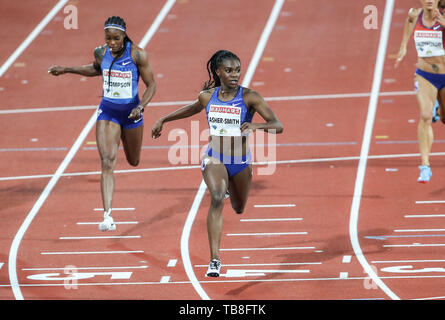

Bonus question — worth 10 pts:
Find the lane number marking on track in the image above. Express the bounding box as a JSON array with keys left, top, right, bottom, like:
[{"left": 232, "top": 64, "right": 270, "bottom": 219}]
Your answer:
[
  {"left": 381, "top": 265, "right": 445, "bottom": 274},
  {"left": 221, "top": 269, "right": 310, "bottom": 278},
  {"left": 27, "top": 271, "right": 133, "bottom": 281}
]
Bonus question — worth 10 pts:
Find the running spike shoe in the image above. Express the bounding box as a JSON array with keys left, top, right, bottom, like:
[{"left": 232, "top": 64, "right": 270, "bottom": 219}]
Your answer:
[
  {"left": 99, "top": 211, "right": 116, "bottom": 231},
  {"left": 206, "top": 259, "right": 221, "bottom": 277},
  {"left": 417, "top": 165, "right": 432, "bottom": 183},
  {"left": 433, "top": 101, "right": 440, "bottom": 123}
]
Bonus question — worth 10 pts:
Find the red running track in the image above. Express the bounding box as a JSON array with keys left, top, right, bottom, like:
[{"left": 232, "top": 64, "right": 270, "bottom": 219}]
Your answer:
[{"left": 1, "top": 0, "right": 445, "bottom": 302}]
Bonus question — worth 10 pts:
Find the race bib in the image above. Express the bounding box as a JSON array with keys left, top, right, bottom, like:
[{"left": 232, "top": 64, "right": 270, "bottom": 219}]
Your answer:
[
  {"left": 103, "top": 69, "right": 132, "bottom": 99},
  {"left": 414, "top": 30, "right": 445, "bottom": 57},
  {"left": 208, "top": 104, "right": 242, "bottom": 136}
]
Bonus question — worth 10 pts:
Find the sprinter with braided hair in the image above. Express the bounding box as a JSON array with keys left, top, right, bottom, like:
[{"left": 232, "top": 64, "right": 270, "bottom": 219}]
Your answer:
[
  {"left": 152, "top": 50, "right": 283, "bottom": 277},
  {"left": 49, "top": 16, "right": 156, "bottom": 231}
]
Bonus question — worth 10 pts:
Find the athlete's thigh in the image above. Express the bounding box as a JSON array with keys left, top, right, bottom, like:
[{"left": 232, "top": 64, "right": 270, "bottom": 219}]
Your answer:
[
  {"left": 202, "top": 157, "right": 229, "bottom": 196},
  {"left": 228, "top": 165, "right": 253, "bottom": 210},
  {"left": 416, "top": 74, "right": 438, "bottom": 114},
  {"left": 121, "top": 124, "right": 144, "bottom": 165},
  {"left": 96, "top": 120, "right": 122, "bottom": 159}
]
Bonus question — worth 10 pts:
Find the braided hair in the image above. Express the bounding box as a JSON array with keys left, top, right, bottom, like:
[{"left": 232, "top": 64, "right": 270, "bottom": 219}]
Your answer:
[
  {"left": 202, "top": 50, "right": 240, "bottom": 90},
  {"left": 104, "top": 16, "right": 133, "bottom": 91}
]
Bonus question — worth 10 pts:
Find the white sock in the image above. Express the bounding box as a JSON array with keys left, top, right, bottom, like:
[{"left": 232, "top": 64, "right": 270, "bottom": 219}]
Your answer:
[{"left": 104, "top": 208, "right": 112, "bottom": 218}]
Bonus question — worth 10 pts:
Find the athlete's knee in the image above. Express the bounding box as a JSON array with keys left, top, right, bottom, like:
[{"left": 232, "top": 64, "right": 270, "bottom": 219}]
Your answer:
[
  {"left": 101, "top": 155, "right": 117, "bottom": 171},
  {"left": 420, "top": 109, "right": 433, "bottom": 123},
  {"left": 127, "top": 157, "right": 140, "bottom": 167},
  {"left": 233, "top": 206, "right": 244, "bottom": 214},
  {"left": 124, "top": 151, "right": 140, "bottom": 167},
  {"left": 232, "top": 202, "right": 246, "bottom": 214},
  {"left": 209, "top": 191, "right": 225, "bottom": 208}
]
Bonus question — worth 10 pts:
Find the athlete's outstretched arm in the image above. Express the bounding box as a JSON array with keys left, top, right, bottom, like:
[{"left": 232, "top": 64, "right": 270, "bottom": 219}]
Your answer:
[
  {"left": 48, "top": 46, "right": 104, "bottom": 77},
  {"left": 241, "top": 89, "right": 283, "bottom": 134},
  {"left": 395, "top": 8, "right": 419, "bottom": 68},
  {"left": 151, "top": 92, "right": 209, "bottom": 138}
]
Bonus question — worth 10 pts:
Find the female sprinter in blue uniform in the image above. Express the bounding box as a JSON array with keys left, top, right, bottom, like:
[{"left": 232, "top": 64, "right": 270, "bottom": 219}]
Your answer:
[
  {"left": 49, "top": 16, "right": 156, "bottom": 230},
  {"left": 151, "top": 50, "right": 283, "bottom": 277},
  {"left": 395, "top": 0, "right": 445, "bottom": 182}
]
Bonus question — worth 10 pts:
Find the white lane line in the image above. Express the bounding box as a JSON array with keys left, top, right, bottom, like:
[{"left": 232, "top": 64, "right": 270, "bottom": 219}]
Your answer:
[
  {"left": 76, "top": 221, "right": 138, "bottom": 225},
  {"left": 194, "top": 262, "right": 321, "bottom": 267},
  {"left": 348, "top": 0, "right": 399, "bottom": 301},
  {"left": 371, "top": 259, "right": 445, "bottom": 264},
  {"left": 22, "top": 266, "right": 148, "bottom": 271},
  {"left": 93, "top": 208, "right": 135, "bottom": 211},
  {"left": 59, "top": 236, "right": 141, "bottom": 240},
  {"left": 240, "top": 218, "right": 303, "bottom": 222},
  {"left": 226, "top": 232, "right": 307, "bottom": 236},
  {"left": 0, "top": 105, "right": 99, "bottom": 114},
  {"left": 5, "top": 151, "right": 445, "bottom": 182},
  {"left": 394, "top": 229, "right": 445, "bottom": 232},
  {"left": 342, "top": 255, "right": 352, "bottom": 263},
  {"left": 383, "top": 243, "right": 445, "bottom": 248},
  {"left": 339, "top": 272, "right": 349, "bottom": 279},
  {"left": 8, "top": 111, "right": 97, "bottom": 301},
  {"left": 265, "top": 90, "right": 415, "bottom": 102},
  {"left": 254, "top": 204, "right": 296, "bottom": 208},
  {"left": 180, "top": 181, "right": 209, "bottom": 299},
  {"left": 241, "top": 1, "right": 284, "bottom": 86},
  {"left": 415, "top": 200, "right": 445, "bottom": 204},
  {"left": 4, "top": 273, "right": 445, "bottom": 288},
  {"left": 222, "top": 269, "right": 310, "bottom": 277},
  {"left": 0, "top": 90, "right": 417, "bottom": 115},
  {"left": 404, "top": 214, "right": 445, "bottom": 218},
  {"left": 138, "top": 0, "right": 176, "bottom": 48},
  {"left": 0, "top": 165, "right": 200, "bottom": 182},
  {"left": 0, "top": 0, "right": 69, "bottom": 77},
  {"left": 413, "top": 296, "right": 445, "bottom": 301},
  {"left": 41, "top": 250, "right": 144, "bottom": 255},
  {"left": 220, "top": 246, "right": 315, "bottom": 251},
  {"left": 180, "top": 0, "right": 285, "bottom": 301},
  {"left": 8, "top": 0, "right": 175, "bottom": 301}
]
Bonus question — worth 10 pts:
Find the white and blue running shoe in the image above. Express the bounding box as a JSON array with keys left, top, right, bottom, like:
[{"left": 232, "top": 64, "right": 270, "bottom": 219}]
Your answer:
[
  {"left": 418, "top": 165, "right": 432, "bottom": 183},
  {"left": 433, "top": 101, "right": 440, "bottom": 123},
  {"left": 99, "top": 210, "right": 116, "bottom": 231},
  {"left": 206, "top": 259, "right": 221, "bottom": 277}
]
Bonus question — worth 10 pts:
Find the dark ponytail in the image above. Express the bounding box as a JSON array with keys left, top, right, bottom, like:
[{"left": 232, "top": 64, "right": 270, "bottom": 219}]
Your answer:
[
  {"left": 202, "top": 50, "right": 240, "bottom": 90},
  {"left": 104, "top": 16, "right": 133, "bottom": 91}
]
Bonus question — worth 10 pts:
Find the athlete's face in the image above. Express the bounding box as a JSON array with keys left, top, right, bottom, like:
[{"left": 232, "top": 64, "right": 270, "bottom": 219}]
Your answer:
[
  {"left": 105, "top": 28, "right": 125, "bottom": 54},
  {"left": 420, "top": 0, "right": 439, "bottom": 9},
  {"left": 216, "top": 58, "right": 241, "bottom": 89}
]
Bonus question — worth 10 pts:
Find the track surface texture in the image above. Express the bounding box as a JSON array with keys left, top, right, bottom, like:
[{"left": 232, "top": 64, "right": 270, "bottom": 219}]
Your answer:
[{"left": 1, "top": 0, "right": 445, "bottom": 303}]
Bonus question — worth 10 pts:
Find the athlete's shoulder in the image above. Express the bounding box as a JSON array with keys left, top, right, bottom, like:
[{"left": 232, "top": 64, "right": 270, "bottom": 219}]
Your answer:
[
  {"left": 242, "top": 87, "right": 266, "bottom": 109},
  {"left": 242, "top": 87, "right": 262, "bottom": 100},
  {"left": 94, "top": 45, "right": 107, "bottom": 63},
  {"left": 198, "top": 88, "right": 216, "bottom": 106},
  {"left": 199, "top": 87, "right": 216, "bottom": 97},
  {"left": 408, "top": 8, "right": 421, "bottom": 21},
  {"left": 94, "top": 45, "right": 107, "bottom": 55},
  {"left": 130, "top": 43, "right": 148, "bottom": 66}
]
